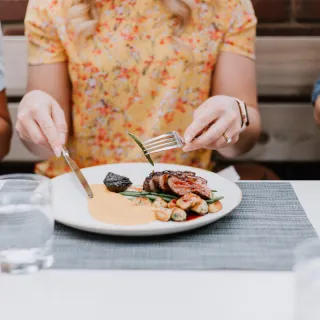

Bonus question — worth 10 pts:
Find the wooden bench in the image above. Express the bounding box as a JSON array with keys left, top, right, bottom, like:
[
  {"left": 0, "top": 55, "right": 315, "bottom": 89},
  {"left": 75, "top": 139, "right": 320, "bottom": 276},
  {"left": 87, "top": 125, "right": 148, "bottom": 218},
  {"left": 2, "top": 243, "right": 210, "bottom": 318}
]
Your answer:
[{"left": 3, "top": 36, "right": 320, "bottom": 162}]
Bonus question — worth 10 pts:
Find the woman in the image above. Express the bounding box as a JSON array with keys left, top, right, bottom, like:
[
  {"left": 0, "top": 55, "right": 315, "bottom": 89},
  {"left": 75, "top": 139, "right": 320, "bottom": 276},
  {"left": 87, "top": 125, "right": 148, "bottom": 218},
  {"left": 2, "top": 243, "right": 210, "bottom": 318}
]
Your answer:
[
  {"left": 313, "top": 76, "right": 320, "bottom": 124},
  {"left": 17, "top": 0, "right": 261, "bottom": 178},
  {"left": 0, "top": 23, "right": 12, "bottom": 160}
]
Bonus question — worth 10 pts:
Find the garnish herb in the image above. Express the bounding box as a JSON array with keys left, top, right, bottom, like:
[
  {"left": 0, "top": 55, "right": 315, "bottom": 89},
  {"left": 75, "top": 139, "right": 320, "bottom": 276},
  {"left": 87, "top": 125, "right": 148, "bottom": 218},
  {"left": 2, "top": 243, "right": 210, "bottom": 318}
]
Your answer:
[
  {"left": 127, "top": 132, "right": 154, "bottom": 166},
  {"left": 120, "top": 190, "right": 224, "bottom": 204}
]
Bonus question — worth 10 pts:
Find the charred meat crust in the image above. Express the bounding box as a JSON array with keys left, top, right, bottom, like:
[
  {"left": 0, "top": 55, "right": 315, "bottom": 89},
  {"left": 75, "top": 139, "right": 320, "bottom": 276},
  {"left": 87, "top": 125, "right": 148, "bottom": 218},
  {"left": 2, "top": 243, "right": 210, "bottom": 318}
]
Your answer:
[
  {"left": 143, "top": 176, "right": 152, "bottom": 192},
  {"left": 159, "top": 174, "right": 171, "bottom": 193},
  {"left": 104, "top": 172, "right": 132, "bottom": 192},
  {"left": 143, "top": 171, "right": 211, "bottom": 199},
  {"left": 167, "top": 176, "right": 211, "bottom": 199},
  {"left": 149, "top": 172, "right": 162, "bottom": 192}
]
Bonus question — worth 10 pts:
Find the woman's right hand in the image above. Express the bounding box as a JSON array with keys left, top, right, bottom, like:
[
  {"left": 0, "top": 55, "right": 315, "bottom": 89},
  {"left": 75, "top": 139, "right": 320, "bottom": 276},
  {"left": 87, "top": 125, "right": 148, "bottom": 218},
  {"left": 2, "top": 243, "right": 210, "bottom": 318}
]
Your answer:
[{"left": 16, "top": 90, "right": 68, "bottom": 157}]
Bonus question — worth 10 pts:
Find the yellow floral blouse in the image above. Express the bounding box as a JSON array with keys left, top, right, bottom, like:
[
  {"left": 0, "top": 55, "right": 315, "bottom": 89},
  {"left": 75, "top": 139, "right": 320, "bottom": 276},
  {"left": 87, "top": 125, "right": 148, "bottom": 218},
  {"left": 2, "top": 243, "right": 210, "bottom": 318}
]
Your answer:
[{"left": 25, "top": 0, "right": 257, "bottom": 178}]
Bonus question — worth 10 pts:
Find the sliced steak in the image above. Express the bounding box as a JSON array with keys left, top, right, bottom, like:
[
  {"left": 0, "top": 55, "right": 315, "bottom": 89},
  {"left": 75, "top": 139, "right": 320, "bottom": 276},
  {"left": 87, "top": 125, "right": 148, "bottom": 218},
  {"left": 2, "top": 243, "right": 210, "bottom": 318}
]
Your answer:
[
  {"left": 167, "top": 176, "right": 194, "bottom": 196},
  {"left": 143, "top": 175, "right": 153, "bottom": 192},
  {"left": 191, "top": 184, "right": 212, "bottom": 200},
  {"left": 167, "top": 175, "right": 212, "bottom": 199},
  {"left": 187, "top": 176, "right": 208, "bottom": 186},
  {"left": 158, "top": 171, "right": 196, "bottom": 193},
  {"left": 159, "top": 173, "right": 172, "bottom": 193},
  {"left": 149, "top": 172, "right": 162, "bottom": 192},
  {"left": 151, "top": 174, "right": 161, "bottom": 191},
  {"left": 143, "top": 172, "right": 158, "bottom": 192},
  {"left": 144, "top": 170, "right": 211, "bottom": 199},
  {"left": 143, "top": 172, "right": 166, "bottom": 192},
  {"left": 177, "top": 171, "right": 196, "bottom": 177}
]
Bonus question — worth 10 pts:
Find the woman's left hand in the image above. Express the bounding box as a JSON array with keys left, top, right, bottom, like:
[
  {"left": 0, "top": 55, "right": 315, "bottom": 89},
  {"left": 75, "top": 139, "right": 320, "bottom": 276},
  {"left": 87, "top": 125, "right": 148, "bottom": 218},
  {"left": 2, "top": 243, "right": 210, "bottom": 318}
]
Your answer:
[{"left": 183, "top": 95, "right": 243, "bottom": 152}]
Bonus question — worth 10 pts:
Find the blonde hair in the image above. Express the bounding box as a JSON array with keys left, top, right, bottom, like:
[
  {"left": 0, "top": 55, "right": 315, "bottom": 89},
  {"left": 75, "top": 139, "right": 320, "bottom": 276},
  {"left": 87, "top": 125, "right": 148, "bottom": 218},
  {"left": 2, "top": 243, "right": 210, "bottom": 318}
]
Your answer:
[{"left": 66, "top": 0, "right": 192, "bottom": 43}]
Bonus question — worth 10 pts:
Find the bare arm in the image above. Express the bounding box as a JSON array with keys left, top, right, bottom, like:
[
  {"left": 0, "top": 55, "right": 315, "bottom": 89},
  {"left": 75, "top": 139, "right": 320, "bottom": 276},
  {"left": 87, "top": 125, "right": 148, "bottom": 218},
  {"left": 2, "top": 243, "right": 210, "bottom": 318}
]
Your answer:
[
  {"left": 212, "top": 51, "right": 261, "bottom": 158},
  {"left": 183, "top": 52, "right": 261, "bottom": 157},
  {"left": 18, "top": 62, "right": 71, "bottom": 158},
  {"left": 0, "top": 89, "right": 12, "bottom": 159}
]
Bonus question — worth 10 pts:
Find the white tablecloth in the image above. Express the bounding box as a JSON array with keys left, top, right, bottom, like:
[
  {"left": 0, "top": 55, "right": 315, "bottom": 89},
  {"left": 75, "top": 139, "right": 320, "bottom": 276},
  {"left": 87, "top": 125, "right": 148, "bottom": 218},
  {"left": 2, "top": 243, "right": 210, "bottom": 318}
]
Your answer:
[{"left": 1, "top": 181, "right": 319, "bottom": 320}]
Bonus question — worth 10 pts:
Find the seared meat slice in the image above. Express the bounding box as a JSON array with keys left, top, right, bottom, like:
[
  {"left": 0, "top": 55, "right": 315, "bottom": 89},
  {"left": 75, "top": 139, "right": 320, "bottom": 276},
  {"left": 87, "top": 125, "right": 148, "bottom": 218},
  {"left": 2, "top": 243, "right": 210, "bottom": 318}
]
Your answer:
[
  {"left": 143, "top": 170, "right": 211, "bottom": 199},
  {"left": 143, "top": 175, "right": 153, "bottom": 192},
  {"left": 167, "top": 175, "right": 212, "bottom": 199},
  {"left": 160, "top": 171, "right": 196, "bottom": 192},
  {"left": 143, "top": 171, "right": 162, "bottom": 192},
  {"left": 159, "top": 173, "right": 172, "bottom": 193},
  {"left": 150, "top": 174, "right": 161, "bottom": 192},
  {"left": 191, "top": 184, "right": 212, "bottom": 200},
  {"left": 195, "top": 176, "right": 207, "bottom": 185},
  {"left": 187, "top": 176, "right": 208, "bottom": 187},
  {"left": 143, "top": 171, "right": 159, "bottom": 192},
  {"left": 176, "top": 171, "right": 196, "bottom": 178},
  {"left": 167, "top": 176, "right": 194, "bottom": 196},
  {"left": 149, "top": 172, "right": 162, "bottom": 192}
]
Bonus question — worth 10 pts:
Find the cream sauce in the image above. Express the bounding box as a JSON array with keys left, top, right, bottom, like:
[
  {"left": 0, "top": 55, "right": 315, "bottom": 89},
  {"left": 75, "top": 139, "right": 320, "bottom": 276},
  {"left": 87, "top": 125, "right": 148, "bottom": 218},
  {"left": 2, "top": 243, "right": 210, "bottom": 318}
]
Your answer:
[{"left": 88, "top": 184, "right": 156, "bottom": 226}]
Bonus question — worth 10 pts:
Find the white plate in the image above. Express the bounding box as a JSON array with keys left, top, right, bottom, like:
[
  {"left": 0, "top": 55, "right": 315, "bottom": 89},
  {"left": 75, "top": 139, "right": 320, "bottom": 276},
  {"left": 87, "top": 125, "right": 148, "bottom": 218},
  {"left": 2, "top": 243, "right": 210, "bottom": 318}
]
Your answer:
[{"left": 52, "top": 163, "right": 242, "bottom": 236}]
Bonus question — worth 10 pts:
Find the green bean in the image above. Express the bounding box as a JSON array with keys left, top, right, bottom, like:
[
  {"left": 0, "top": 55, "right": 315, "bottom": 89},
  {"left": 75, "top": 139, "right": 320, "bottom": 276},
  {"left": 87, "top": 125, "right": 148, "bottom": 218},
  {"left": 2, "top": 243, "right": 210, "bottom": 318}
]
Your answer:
[
  {"left": 120, "top": 191, "right": 149, "bottom": 196},
  {"left": 150, "top": 193, "right": 177, "bottom": 199},
  {"left": 206, "top": 196, "right": 224, "bottom": 204},
  {"left": 127, "top": 133, "right": 154, "bottom": 166},
  {"left": 120, "top": 190, "right": 177, "bottom": 199},
  {"left": 120, "top": 192, "right": 173, "bottom": 203}
]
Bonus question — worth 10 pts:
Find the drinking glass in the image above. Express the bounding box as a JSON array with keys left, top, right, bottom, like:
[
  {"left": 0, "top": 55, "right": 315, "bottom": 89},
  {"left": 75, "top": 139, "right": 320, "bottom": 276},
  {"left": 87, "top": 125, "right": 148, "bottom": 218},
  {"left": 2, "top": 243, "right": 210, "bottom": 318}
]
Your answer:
[
  {"left": 294, "top": 238, "right": 320, "bottom": 320},
  {"left": 0, "top": 174, "right": 54, "bottom": 274}
]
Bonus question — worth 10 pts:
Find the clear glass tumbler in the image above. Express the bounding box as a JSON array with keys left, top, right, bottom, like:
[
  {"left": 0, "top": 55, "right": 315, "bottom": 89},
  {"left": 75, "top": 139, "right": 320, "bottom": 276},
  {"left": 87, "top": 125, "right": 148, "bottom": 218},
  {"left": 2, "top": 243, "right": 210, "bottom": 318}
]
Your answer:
[
  {"left": 0, "top": 174, "right": 54, "bottom": 274},
  {"left": 294, "top": 238, "right": 320, "bottom": 320}
]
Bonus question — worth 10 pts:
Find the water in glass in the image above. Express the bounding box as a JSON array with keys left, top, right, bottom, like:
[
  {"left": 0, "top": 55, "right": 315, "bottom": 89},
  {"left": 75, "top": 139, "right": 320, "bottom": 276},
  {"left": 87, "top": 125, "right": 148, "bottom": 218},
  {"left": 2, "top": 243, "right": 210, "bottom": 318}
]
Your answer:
[{"left": 0, "top": 174, "right": 54, "bottom": 274}]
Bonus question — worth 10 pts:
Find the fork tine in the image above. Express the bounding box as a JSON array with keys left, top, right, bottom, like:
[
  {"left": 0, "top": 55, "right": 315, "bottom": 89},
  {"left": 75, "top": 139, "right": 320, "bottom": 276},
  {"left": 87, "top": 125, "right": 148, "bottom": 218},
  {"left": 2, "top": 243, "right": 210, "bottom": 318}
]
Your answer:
[
  {"left": 143, "top": 132, "right": 174, "bottom": 145},
  {"left": 144, "top": 137, "right": 176, "bottom": 148},
  {"left": 145, "top": 144, "right": 179, "bottom": 155},
  {"left": 144, "top": 140, "right": 178, "bottom": 153},
  {"left": 172, "top": 131, "right": 184, "bottom": 144}
]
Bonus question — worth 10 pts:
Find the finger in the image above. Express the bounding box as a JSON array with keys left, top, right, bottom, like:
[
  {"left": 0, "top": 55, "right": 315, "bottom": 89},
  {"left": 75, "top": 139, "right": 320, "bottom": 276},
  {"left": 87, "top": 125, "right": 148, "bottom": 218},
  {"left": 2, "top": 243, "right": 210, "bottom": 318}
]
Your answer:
[
  {"left": 205, "top": 120, "right": 241, "bottom": 150},
  {"left": 51, "top": 102, "right": 68, "bottom": 145},
  {"left": 15, "top": 122, "right": 32, "bottom": 142},
  {"left": 205, "top": 110, "right": 242, "bottom": 149},
  {"left": 19, "top": 118, "right": 52, "bottom": 151},
  {"left": 16, "top": 114, "right": 39, "bottom": 142},
  {"left": 207, "top": 133, "right": 239, "bottom": 150},
  {"left": 183, "top": 116, "right": 231, "bottom": 152},
  {"left": 34, "top": 110, "right": 62, "bottom": 157},
  {"left": 184, "top": 110, "right": 220, "bottom": 144}
]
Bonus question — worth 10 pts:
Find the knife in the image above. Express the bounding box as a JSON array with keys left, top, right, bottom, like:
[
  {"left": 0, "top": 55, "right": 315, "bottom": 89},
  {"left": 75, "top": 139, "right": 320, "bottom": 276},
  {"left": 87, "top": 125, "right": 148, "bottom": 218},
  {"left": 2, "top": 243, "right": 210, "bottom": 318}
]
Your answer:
[{"left": 61, "top": 146, "right": 94, "bottom": 198}]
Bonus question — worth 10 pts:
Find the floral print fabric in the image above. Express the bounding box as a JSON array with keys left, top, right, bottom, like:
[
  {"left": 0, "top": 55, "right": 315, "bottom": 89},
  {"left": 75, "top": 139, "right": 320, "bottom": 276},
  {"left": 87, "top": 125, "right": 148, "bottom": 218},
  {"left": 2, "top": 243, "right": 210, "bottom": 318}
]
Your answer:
[
  {"left": 0, "top": 23, "right": 5, "bottom": 91},
  {"left": 25, "top": 0, "right": 257, "bottom": 178}
]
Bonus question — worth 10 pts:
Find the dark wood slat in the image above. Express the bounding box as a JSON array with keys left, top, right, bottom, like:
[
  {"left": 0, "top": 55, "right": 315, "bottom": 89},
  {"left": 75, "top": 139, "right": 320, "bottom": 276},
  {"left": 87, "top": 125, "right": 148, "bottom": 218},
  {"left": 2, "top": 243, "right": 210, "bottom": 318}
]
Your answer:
[{"left": 0, "top": 0, "right": 28, "bottom": 21}]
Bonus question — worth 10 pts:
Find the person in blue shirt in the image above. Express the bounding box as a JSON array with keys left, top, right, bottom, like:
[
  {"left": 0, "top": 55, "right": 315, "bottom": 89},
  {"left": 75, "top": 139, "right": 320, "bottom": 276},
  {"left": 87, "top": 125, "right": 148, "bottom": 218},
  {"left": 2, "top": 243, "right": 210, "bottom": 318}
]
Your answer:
[
  {"left": 0, "top": 23, "right": 12, "bottom": 160},
  {"left": 313, "top": 77, "right": 320, "bottom": 124}
]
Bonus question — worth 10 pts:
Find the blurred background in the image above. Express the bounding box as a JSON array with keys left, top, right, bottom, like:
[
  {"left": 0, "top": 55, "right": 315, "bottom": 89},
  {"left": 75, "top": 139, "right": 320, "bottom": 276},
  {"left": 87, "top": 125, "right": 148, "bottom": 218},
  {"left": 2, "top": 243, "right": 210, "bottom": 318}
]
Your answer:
[{"left": 0, "top": 0, "right": 320, "bottom": 179}]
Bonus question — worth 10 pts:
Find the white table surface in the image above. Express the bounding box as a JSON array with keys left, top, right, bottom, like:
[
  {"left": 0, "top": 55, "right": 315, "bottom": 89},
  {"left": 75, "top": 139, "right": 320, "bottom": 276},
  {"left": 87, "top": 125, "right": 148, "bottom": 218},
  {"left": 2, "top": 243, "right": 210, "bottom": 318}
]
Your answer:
[{"left": 0, "top": 181, "right": 319, "bottom": 320}]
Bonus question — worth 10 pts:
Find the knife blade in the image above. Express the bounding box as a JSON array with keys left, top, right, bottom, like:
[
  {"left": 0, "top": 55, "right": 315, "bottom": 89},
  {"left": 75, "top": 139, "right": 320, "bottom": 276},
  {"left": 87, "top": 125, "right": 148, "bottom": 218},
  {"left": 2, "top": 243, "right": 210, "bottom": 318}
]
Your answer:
[{"left": 61, "top": 146, "right": 94, "bottom": 198}]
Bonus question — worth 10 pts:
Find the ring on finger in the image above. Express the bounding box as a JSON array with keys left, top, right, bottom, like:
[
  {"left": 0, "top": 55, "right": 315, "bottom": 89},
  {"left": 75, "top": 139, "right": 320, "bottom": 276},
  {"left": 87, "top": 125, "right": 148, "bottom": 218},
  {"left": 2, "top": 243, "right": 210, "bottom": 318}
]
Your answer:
[{"left": 222, "top": 133, "right": 232, "bottom": 144}]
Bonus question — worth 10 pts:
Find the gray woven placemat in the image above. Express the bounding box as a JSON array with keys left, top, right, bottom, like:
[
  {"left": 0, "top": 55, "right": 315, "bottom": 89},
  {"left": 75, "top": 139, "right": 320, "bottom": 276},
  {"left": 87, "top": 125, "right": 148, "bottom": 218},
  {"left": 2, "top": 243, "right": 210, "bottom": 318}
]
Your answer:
[{"left": 51, "top": 182, "right": 317, "bottom": 271}]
